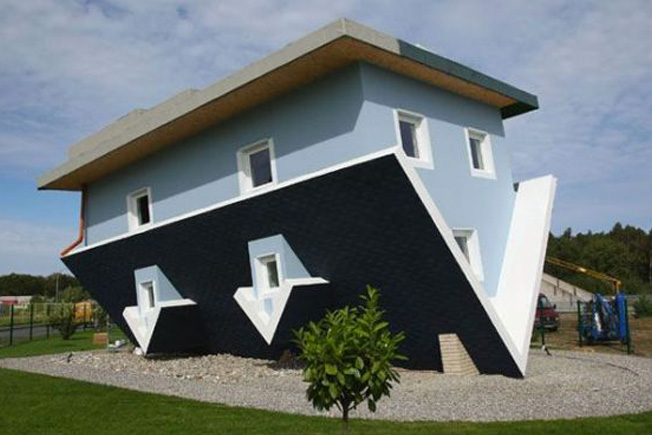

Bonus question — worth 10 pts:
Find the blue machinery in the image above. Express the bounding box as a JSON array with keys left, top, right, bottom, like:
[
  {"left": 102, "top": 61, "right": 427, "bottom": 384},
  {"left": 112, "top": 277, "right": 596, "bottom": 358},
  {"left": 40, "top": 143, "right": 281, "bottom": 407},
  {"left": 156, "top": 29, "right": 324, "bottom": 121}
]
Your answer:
[
  {"left": 545, "top": 257, "right": 632, "bottom": 354},
  {"left": 577, "top": 292, "right": 632, "bottom": 354}
]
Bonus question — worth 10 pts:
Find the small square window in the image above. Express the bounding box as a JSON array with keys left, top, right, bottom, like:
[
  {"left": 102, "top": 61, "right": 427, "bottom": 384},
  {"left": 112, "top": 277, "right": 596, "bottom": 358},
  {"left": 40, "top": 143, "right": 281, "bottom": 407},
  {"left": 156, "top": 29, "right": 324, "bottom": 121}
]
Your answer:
[
  {"left": 395, "top": 110, "right": 433, "bottom": 168},
  {"left": 127, "top": 188, "right": 153, "bottom": 231},
  {"left": 257, "top": 254, "right": 281, "bottom": 290},
  {"left": 452, "top": 229, "right": 484, "bottom": 281},
  {"left": 140, "top": 281, "right": 156, "bottom": 310},
  {"left": 466, "top": 129, "right": 495, "bottom": 178},
  {"left": 238, "top": 140, "right": 277, "bottom": 193}
]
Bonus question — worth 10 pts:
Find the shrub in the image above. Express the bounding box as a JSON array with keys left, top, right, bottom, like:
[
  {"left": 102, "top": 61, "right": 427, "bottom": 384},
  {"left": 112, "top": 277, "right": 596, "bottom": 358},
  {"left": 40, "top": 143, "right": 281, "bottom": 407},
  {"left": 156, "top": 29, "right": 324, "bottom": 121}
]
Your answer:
[
  {"left": 92, "top": 304, "right": 108, "bottom": 330},
  {"left": 48, "top": 305, "right": 79, "bottom": 340},
  {"left": 633, "top": 295, "right": 652, "bottom": 318},
  {"left": 294, "top": 286, "right": 406, "bottom": 423},
  {"left": 59, "top": 286, "right": 90, "bottom": 303}
]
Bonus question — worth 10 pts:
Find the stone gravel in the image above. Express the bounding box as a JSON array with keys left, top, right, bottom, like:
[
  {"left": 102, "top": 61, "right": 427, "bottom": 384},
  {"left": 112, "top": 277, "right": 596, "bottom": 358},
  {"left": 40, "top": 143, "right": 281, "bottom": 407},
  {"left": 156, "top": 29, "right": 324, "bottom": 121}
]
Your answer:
[{"left": 2, "top": 348, "right": 652, "bottom": 422}]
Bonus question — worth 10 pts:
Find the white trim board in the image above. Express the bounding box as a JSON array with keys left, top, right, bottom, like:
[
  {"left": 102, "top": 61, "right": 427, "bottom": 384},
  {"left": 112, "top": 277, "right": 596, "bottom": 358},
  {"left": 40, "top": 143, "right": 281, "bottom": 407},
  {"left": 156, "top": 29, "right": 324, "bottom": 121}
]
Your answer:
[
  {"left": 392, "top": 108, "right": 434, "bottom": 170},
  {"left": 236, "top": 138, "right": 279, "bottom": 195},
  {"left": 490, "top": 175, "right": 557, "bottom": 374},
  {"left": 464, "top": 127, "right": 496, "bottom": 180},
  {"left": 126, "top": 186, "right": 154, "bottom": 232}
]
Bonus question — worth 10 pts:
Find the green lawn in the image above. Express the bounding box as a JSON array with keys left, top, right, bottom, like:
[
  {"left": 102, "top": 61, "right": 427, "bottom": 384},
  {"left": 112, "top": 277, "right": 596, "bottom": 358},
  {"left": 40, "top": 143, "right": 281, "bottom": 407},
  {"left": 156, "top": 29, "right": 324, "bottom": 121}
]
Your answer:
[
  {"left": 0, "top": 331, "right": 104, "bottom": 359},
  {"left": 0, "top": 367, "right": 650, "bottom": 435},
  {"left": 1, "top": 335, "right": 651, "bottom": 434}
]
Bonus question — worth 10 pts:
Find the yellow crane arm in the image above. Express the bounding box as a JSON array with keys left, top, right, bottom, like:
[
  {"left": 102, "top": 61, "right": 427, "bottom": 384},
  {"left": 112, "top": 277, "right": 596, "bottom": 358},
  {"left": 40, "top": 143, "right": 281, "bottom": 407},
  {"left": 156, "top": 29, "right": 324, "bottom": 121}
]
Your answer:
[{"left": 545, "top": 256, "right": 622, "bottom": 293}]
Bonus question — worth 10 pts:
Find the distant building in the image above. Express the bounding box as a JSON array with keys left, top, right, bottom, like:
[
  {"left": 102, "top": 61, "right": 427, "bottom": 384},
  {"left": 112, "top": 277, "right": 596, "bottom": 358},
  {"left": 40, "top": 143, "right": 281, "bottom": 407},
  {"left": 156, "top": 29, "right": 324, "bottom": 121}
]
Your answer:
[
  {"left": 540, "top": 273, "right": 593, "bottom": 312},
  {"left": 38, "top": 19, "right": 555, "bottom": 378},
  {"left": 0, "top": 296, "right": 33, "bottom": 307}
]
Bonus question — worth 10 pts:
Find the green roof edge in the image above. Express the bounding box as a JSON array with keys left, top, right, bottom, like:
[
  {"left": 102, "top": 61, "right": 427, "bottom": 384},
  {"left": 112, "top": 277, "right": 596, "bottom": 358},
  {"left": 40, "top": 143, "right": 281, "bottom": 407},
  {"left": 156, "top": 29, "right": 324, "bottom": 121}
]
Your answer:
[{"left": 397, "top": 40, "right": 539, "bottom": 119}]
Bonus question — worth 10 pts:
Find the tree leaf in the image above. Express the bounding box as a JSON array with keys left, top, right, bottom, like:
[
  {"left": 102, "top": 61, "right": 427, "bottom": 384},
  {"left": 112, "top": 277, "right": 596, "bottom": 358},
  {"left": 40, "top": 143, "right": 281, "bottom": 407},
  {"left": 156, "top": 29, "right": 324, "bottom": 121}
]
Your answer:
[
  {"left": 328, "top": 383, "right": 339, "bottom": 399},
  {"left": 325, "top": 364, "right": 337, "bottom": 375}
]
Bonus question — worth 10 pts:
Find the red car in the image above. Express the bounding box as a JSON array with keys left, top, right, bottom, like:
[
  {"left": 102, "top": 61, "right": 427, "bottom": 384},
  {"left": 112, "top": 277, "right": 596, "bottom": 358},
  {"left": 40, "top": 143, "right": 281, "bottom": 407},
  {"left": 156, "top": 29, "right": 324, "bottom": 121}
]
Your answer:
[{"left": 534, "top": 294, "right": 560, "bottom": 331}]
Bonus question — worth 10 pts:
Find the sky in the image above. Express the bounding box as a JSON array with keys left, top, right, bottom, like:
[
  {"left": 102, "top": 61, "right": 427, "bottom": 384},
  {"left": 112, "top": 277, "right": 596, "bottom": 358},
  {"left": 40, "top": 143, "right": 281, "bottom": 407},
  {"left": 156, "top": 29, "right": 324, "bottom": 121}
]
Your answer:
[{"left": 1, "top": 0, "right": 651, "bottom": 275}]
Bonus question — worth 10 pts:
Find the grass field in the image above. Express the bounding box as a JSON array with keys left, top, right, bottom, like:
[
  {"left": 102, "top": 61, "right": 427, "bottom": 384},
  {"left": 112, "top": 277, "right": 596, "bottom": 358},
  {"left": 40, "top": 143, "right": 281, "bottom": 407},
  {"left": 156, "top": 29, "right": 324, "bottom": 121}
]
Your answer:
[
  {"left": 1, "top": 367, "right": 651, "bottom": 435},
  {"left": 1, "top": 322, "right": 651, "bottom": 433},
  {"left": 0, "top": 331, "right": 104, "bottom": 359}
]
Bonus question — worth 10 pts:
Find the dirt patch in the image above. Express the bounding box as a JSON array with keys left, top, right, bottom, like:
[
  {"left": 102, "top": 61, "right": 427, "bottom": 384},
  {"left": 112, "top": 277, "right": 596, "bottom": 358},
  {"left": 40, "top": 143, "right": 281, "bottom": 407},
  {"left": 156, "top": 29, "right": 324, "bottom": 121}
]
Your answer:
[{"left": 531, "top": 313, "right": 652, "bottom": 356}]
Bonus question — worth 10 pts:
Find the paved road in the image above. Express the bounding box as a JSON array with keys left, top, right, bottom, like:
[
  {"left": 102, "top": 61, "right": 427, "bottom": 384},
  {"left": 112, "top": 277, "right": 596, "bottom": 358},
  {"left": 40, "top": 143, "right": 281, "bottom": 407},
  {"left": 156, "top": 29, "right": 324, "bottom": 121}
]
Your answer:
[{"left": 0, "top": 324, "right": 59, "bottom": 345}]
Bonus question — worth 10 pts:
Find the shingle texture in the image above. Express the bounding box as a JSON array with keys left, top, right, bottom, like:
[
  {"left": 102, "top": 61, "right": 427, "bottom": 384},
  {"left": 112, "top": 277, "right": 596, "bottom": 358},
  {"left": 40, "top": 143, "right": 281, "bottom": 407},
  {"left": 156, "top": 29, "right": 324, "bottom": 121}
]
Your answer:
[{"left": 64, "top": 155, "right": 521, "bottom": 377}]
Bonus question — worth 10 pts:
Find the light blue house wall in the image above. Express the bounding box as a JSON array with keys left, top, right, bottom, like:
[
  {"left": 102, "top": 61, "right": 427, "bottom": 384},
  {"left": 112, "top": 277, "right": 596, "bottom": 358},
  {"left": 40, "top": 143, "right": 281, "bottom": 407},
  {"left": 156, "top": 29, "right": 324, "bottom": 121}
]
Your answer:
[
  {"left": 133, "top": 265, "right": 183, "bottom": 315},
  {"left": 86, "top": 64, "right": 390, "bottom": 244},
  {"left": 85, "top": 62, "right": 516, "bottom": 296},
  {"left": 357, "top": 64, "right": 515, "bottom": 297},
  {"left": 247, "top": 234, "right": 312, "bottom": 299}
]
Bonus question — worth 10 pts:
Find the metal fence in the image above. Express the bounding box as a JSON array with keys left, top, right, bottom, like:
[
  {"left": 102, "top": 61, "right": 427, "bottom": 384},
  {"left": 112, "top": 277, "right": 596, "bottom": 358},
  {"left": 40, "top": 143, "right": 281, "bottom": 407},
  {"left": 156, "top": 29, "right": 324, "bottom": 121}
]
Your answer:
[
  {"left": 531, "top": 307, "right": 640, "bottom": 357},
  {"left": 0, "top": 302, "right": 101, "bottom": 347}
]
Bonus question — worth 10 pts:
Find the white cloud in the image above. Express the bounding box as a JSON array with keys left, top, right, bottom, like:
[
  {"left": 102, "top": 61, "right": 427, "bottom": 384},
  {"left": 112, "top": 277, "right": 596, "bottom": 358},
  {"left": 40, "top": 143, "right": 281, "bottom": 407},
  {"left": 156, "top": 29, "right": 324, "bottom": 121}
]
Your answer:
[
  {"left": 0, "top": 0, "right": 651, "bottom": 276},
  {"left": 0, "top": 1, "right": 358, "bottom": 175}
]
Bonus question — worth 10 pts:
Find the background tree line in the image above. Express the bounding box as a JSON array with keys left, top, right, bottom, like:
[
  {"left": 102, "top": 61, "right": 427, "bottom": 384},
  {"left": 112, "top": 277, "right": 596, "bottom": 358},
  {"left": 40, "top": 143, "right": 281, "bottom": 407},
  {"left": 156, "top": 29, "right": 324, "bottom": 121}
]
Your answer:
[
  {"left": 0, "top": 273, "right": 90, "bottom": 301},
  {"left": 546, "top": 222, "right": 652, "bottom": 294}
]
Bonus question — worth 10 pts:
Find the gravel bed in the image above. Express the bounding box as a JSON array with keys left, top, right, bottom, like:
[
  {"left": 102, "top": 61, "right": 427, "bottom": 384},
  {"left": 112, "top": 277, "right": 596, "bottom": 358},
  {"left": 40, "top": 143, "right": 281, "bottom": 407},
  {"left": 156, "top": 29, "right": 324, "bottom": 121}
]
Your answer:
[{"left": 2, "top": 349, "right": 652, "bottom": 422}]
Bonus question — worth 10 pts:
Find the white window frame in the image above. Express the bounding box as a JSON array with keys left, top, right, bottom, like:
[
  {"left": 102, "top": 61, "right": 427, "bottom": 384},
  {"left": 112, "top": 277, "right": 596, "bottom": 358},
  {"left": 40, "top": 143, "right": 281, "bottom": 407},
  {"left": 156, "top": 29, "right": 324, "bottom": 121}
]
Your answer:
[
  {"left": 255, "top": 253, "right": 283, "bottom": 294},
  {"left": 452, "top": 228, "right": 485, "bottom": 282},
  {"left": 127, "top": 187, "right": 153, "bottom": 231},
  {"left": 138, "top": 280, "right": 157, "bottom": 312},
  {"left": 393, "top": 109, "right": 434, "bottom": 169},
  {"left": 237, "top": 138, "right": 278, "bottom": 194},
  {"left": 464, "top": 128, "right": 495, "bottom": 179}
]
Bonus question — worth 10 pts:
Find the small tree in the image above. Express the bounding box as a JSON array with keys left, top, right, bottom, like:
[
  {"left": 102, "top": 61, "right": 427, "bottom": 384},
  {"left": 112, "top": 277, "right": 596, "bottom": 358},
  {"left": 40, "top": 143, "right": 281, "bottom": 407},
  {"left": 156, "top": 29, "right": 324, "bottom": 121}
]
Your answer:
[
  {"left": 294, "top": 286, "right": 406, "bottom": 423},
  {"left": 48, "top": 304, "right": 78, "bottom": 340}
]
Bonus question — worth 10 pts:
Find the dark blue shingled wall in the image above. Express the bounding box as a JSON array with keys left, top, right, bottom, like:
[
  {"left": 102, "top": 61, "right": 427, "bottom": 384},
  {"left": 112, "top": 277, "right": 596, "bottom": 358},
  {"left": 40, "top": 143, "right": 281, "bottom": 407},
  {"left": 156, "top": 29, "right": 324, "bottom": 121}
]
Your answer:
[{"left": 63, "top": 154, "right": 521, "bottom": 377}]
